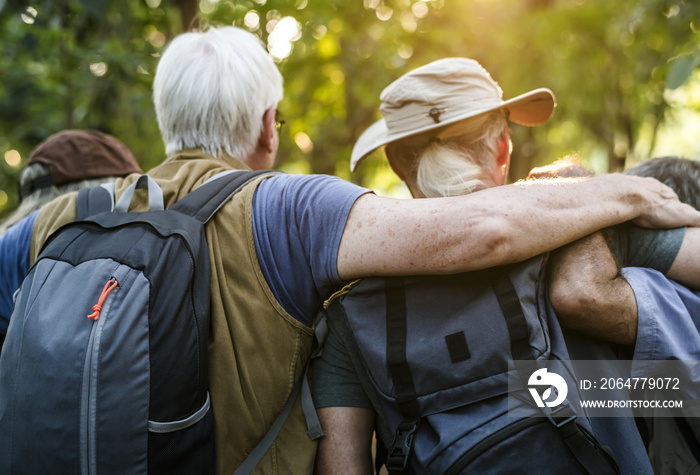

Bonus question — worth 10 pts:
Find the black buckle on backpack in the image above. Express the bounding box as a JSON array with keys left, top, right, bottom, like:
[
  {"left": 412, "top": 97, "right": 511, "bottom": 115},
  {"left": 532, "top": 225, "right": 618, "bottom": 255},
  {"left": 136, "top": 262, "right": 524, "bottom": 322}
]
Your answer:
[
  {"left": 545, "top": 403, "right": 577, "bottom": 428},
  {"left": 386, "top": 421, "right": 420, "bottom": 472}
]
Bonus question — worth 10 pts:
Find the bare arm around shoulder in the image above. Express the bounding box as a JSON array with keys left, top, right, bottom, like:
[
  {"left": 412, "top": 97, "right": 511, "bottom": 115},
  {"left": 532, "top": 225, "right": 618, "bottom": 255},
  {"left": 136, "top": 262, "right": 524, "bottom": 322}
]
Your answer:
[
  {"left": 548, "top": 226, "right": 700, "bottom": 346},
  {"left": 314, "top": 407, "right": 375, "bottom": 475},
  {"left": 337, "top": 174, "right": 700, "bottom": 280},
  {"left": 548, "top": 232, "right": 638, "bottom": 345}
]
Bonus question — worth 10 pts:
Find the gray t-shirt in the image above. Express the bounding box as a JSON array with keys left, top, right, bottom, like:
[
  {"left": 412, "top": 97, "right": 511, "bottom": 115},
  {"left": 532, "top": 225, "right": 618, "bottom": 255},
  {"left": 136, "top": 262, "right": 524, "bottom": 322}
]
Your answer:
[{"left": 605, "top": 223, "right": 686, "bottom": 273}]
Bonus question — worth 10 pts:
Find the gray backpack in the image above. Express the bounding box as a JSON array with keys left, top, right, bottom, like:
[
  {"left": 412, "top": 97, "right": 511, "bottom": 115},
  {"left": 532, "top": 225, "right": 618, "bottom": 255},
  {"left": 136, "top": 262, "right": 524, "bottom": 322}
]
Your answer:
[
  {"left": 0, "top": 171, "right": 266, "bottom": 474},
  {"left": 331, "top": 255, "right": 620, "bottom": 474}
]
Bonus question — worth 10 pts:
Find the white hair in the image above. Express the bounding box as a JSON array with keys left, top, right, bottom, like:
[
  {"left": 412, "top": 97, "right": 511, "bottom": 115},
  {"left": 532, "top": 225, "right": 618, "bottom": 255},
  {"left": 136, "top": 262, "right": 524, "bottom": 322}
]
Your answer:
[
  {"left": 153, "top": 26, "right": 283, "bottom": 160},
  {"left": 0, "top": 163, "right": 119, "bottom": 234},
  {"left": 415, "top": 141, "right": 489, "bottom": 197},
  {"left": 388, "top": 111, "right": 508, "bottom": 198}
]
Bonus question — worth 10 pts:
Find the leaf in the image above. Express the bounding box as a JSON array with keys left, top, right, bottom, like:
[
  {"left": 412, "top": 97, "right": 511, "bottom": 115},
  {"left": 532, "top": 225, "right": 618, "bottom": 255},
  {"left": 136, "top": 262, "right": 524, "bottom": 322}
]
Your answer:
[{"left": 666, "top": 54, "right": 700, "bottom": 90}]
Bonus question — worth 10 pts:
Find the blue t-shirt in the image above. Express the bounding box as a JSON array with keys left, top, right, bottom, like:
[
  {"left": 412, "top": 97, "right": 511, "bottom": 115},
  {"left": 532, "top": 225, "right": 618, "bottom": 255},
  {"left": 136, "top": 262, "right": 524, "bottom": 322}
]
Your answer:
[
  {"left": 0, "top": 175, "right": 367, "bottom": 333},
  {"left": 625, "top": 267, "right": 700, "bottom": 363},
  {"left": 0, "top": 211, "right": 38, "bottom": 332},
  {"left": 252, "top": 174, "right": 369, "bottom": 327}
]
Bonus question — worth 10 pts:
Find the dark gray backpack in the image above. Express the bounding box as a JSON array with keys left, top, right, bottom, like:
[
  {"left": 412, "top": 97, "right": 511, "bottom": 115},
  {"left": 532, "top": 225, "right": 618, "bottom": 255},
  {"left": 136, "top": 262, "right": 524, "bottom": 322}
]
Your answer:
[
  {"left": 332, "top": 254, "right": 620, "bottom": 474},
  {"left": 0, "top": 171, "right": 267, "bottom": 474}
]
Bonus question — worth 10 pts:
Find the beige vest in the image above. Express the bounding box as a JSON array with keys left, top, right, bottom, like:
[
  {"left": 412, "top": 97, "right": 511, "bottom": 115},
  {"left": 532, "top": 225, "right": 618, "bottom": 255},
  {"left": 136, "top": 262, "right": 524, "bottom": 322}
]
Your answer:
[{"left": 32, "top": 150, "right": 317, "bottom": 474}]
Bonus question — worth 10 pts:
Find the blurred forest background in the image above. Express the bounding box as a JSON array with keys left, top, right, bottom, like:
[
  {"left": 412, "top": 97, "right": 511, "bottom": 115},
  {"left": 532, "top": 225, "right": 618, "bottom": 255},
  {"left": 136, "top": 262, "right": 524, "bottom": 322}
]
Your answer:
[{"left": 1, "top": 0, "right": 699, "bottom": 216}]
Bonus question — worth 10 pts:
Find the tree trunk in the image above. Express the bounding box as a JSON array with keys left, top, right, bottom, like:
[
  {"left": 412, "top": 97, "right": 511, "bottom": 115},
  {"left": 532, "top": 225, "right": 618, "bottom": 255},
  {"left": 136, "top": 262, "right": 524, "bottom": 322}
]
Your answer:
[
  {"left": 508, "top": 129, "right": 537, "bottom": 182},
  {"left": 174, "top": 0, "right": 198, "bottom": 32}
]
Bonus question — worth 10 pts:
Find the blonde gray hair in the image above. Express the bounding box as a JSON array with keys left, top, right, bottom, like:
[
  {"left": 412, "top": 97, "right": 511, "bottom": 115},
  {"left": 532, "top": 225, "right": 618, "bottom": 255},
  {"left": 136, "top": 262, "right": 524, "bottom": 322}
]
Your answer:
[{"left": 387, "top": 111, "right": 508, "bottom": 198}]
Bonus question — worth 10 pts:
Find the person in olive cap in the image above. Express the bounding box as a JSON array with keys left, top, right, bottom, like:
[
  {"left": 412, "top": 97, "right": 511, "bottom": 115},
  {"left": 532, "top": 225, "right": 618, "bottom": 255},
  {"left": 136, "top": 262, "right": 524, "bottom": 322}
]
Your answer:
[
  {"left": 0, "top": 130, "right": 141, "bottom": 335},
  {"left": 1, "top": 129, "right": 142, "bottom": 234}
]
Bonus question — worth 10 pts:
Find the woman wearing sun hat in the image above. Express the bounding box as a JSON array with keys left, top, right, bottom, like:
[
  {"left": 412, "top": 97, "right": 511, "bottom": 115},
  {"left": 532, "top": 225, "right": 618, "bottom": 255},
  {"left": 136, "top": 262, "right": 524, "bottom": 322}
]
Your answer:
[
  {"left": 311, "top": 58, "right": 660, "bottom": 475},
  {"left": 350, "top": 57, "right": 556, "bottom": 197}
]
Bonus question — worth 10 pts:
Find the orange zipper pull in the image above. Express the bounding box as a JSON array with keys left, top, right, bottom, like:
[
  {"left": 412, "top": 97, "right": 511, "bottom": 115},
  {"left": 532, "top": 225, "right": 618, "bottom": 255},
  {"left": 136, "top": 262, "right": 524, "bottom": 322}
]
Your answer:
[{"left": 87, "top": 278, "right": 118, "bottom": 320}]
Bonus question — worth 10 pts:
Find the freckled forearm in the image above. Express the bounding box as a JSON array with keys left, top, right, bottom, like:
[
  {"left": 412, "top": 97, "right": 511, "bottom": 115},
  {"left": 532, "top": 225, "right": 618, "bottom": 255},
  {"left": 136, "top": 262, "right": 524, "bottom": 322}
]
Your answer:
[
  {"left": 337, "top": 195, "right": 497, "bottom": 279},
  {"left": 337, "top": 175, "right": 700, "bottom": 281}
]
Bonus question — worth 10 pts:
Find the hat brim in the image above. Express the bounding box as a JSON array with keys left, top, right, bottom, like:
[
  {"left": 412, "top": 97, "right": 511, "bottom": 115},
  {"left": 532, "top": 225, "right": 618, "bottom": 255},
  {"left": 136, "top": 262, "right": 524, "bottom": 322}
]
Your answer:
[{"left": 350, "top": 88, "right": 556, "bottom": 172}]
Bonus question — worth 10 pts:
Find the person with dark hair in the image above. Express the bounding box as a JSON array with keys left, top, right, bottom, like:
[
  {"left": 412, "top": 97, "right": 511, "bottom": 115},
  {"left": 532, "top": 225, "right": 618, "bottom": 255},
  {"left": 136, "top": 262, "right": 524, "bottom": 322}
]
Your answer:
[
  {"left": 624, "top": 156, "right": 700, "bottom": 211},
  {"left": 0, "top": 130, "right": 141, "bottom": 337},
  {"left": 549, "top": 156, "right": 700, "bottom": 475},
  {"left": 550, "top": 156, "right": 700, "bottom": 344},
  {"left": 1, "top": 31, "right": 699, "bottom": 473}
]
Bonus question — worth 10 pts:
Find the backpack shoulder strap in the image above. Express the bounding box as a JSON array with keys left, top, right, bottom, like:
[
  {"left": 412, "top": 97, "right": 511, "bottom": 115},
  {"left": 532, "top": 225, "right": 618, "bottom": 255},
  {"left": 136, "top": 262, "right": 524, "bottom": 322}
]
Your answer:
[
  {"left": 492, "top": 274, "right": 535, "bottom": 361},
  {"left": 232, "top": 314, "right": 327, "bottom": 475},
  {"left": 541, "top": 402, "right": 620, "bottom": 474},
  {"left": 384, "top": 276, "right": 421, "bottom": 474},
  {"left": 500, "top": 267, "right": 619, "bottom": 475},
  {"left": 76, "top": 185, "right": 114, "bottom": 220},
  {"left": 232, "top": 375, "right": 303, "bottom": 475},
  {"left": 170, "top": 170, "right": 275, "bottom": 223}
]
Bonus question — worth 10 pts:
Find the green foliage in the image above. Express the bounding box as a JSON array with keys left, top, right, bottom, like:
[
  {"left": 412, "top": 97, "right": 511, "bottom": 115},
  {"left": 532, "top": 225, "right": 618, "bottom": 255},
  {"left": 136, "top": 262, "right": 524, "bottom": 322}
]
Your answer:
[
  {"left": 668, "top": 54, "right": 700, "bottom": 90},
  {"left": 200, "top": 0, "right": 700, "bottom": 184},
  {"left": 0, "top": 0, "right": 177, "bottom": 215},
  {"left": 1, "top": 0, "right": 699, "bottom": 216}
]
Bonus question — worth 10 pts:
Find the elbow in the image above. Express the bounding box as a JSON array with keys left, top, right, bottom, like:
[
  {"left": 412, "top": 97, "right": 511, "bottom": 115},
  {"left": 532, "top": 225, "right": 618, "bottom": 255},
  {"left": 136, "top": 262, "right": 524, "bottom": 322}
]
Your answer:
[{"left": 549, "top": 277, "right": 592, "bottom": 326}]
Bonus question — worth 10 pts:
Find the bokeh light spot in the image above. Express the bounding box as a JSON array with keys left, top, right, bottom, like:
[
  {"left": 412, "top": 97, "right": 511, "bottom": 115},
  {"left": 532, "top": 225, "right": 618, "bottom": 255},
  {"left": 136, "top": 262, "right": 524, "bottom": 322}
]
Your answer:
[{"left": 4, "top": 150, "right": 21, "bottom": 167}]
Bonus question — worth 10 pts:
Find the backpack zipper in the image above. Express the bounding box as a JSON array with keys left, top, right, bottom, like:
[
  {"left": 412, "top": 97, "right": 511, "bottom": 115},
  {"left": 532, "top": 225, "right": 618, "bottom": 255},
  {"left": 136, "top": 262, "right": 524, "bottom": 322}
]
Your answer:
[
  {"left": 87, "top": 278, "right": 118, "bottom": 320},
  {"left": 80, "top": 278, "right": 118, "bottom": 475}
]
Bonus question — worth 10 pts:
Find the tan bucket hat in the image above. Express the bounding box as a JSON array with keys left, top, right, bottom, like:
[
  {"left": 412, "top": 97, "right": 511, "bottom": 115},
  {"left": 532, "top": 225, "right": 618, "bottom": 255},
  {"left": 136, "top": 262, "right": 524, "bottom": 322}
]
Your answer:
[{"left": 350, "top": 58, "right": 556, "bottom": 171}]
